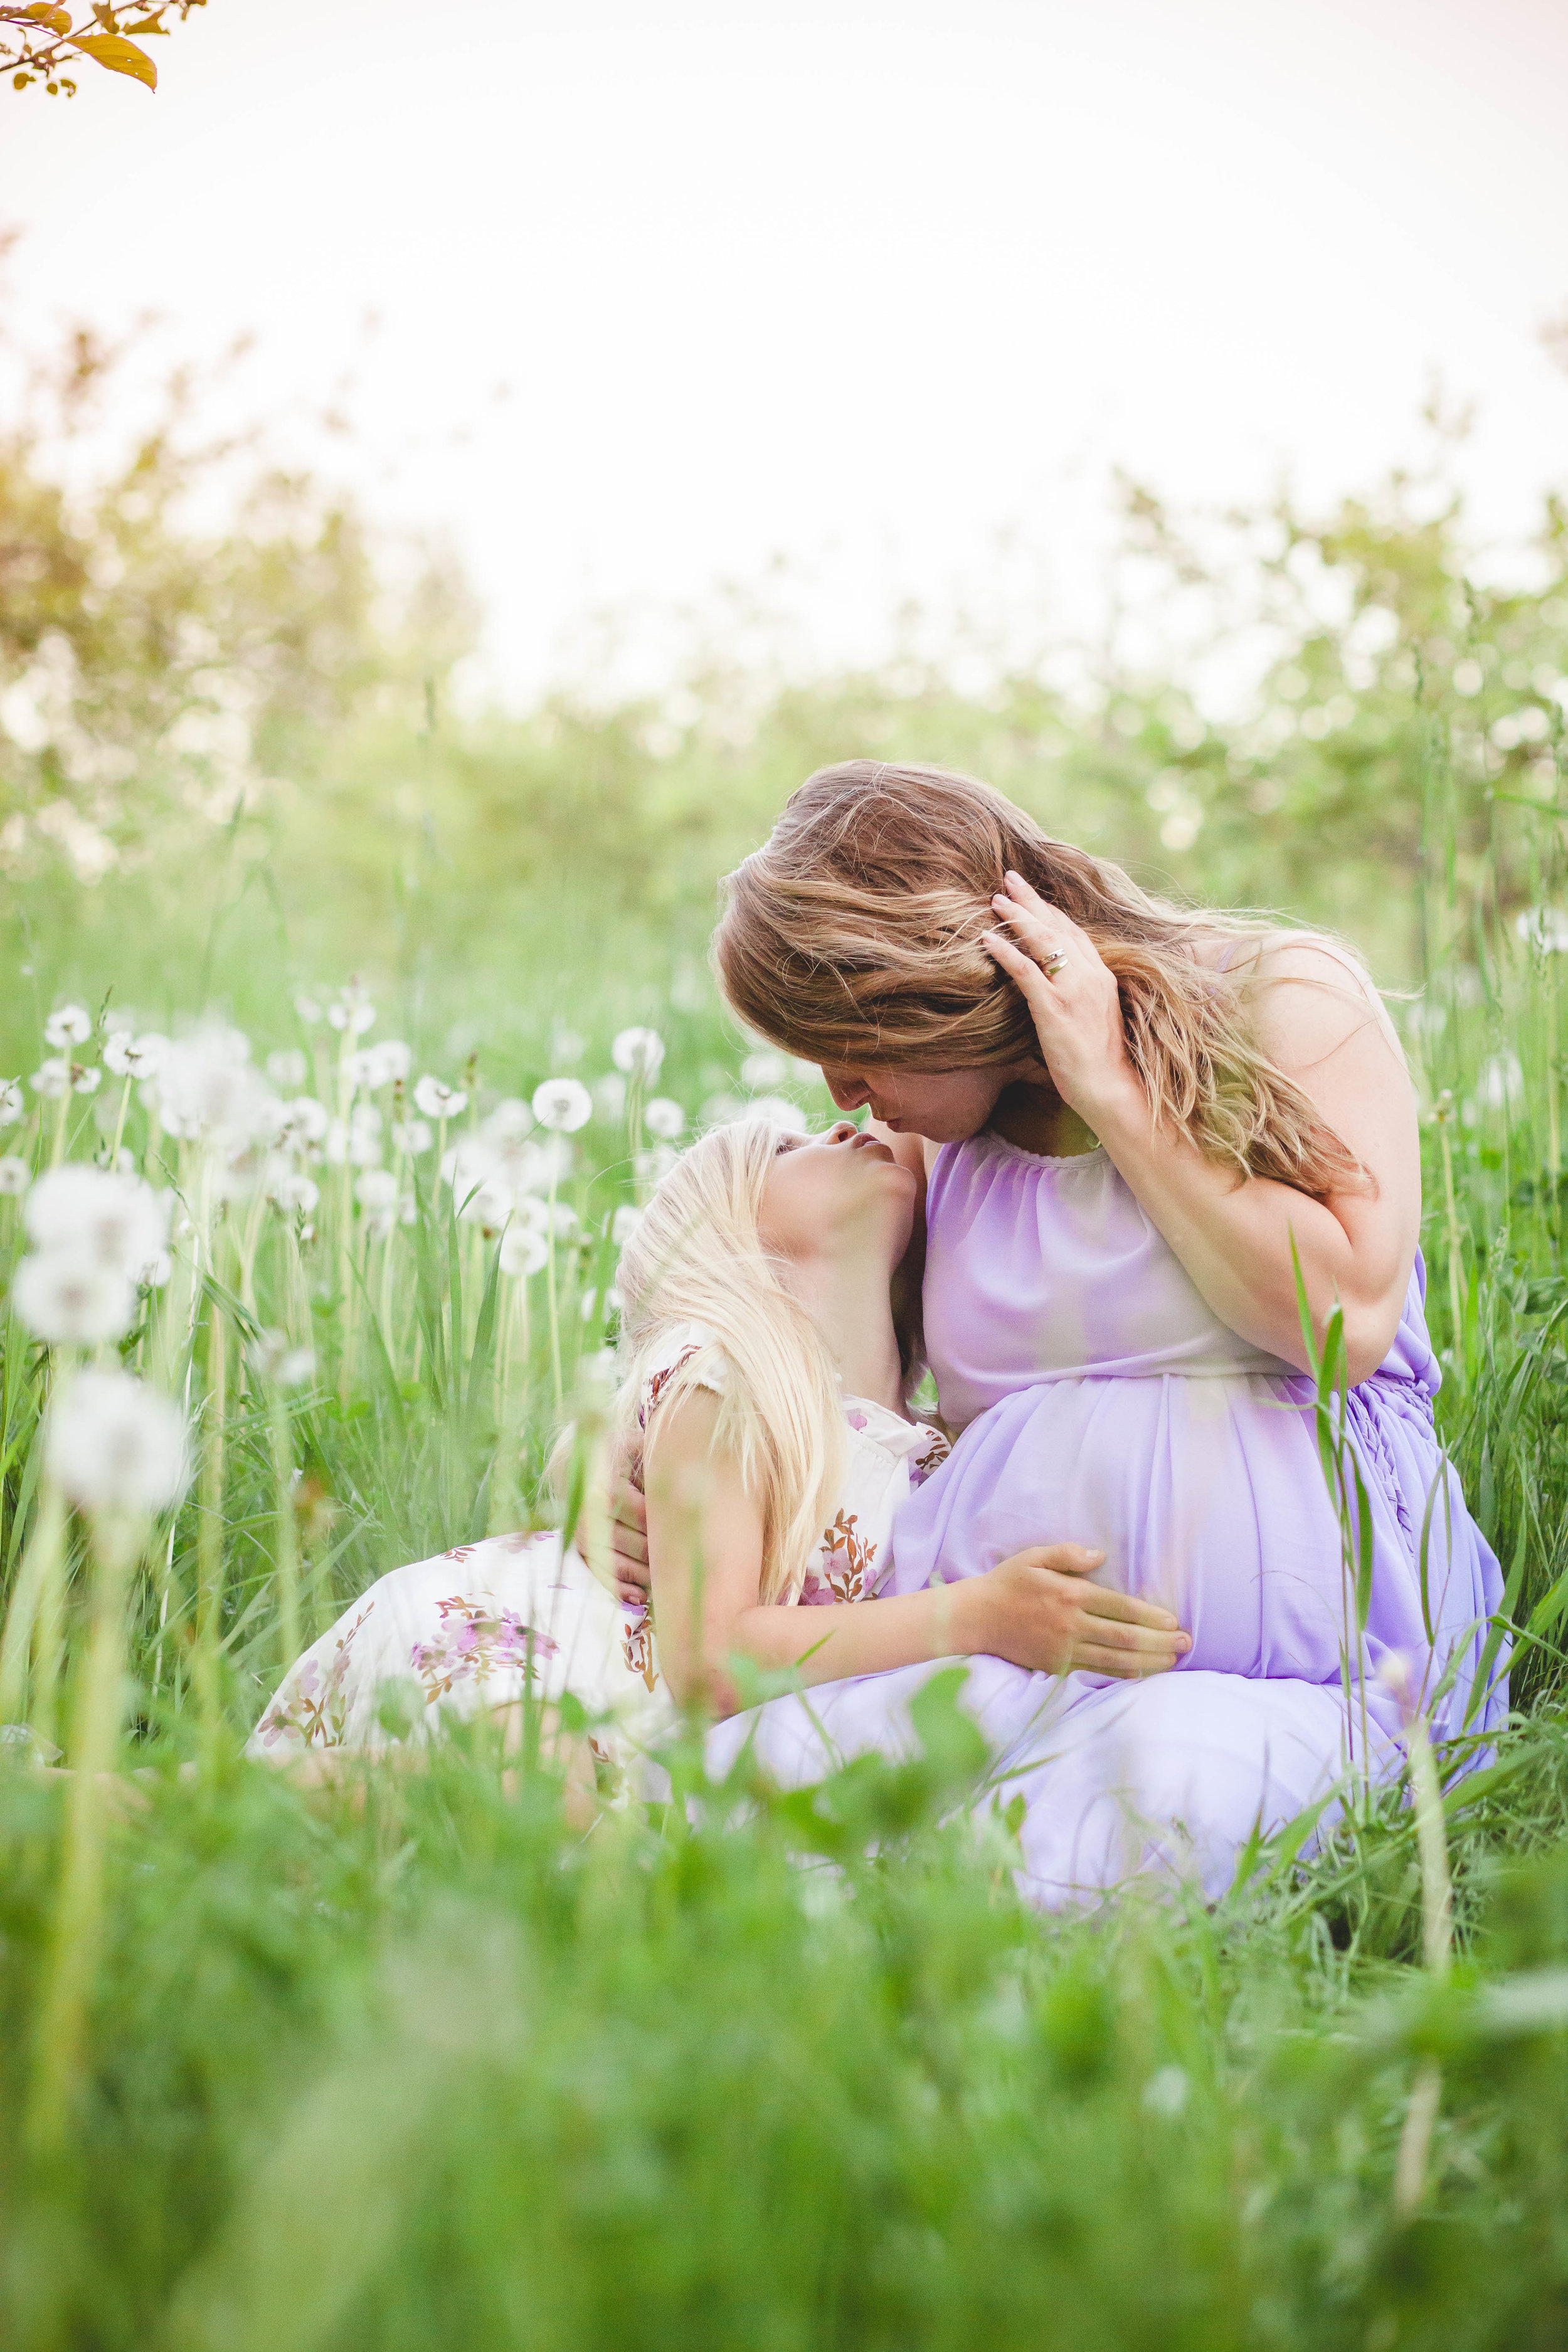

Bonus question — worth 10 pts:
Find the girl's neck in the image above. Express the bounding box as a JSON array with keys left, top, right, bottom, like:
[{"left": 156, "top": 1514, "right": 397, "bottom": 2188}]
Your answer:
[{"left": 786, "top": 1244, "right": 907, "bottom": 1417}]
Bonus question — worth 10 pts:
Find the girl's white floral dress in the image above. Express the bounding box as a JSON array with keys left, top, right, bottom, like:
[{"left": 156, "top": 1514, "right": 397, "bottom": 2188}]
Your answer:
[{"left": 248, "top": 1322, "right": 950, "bottom": 1776}]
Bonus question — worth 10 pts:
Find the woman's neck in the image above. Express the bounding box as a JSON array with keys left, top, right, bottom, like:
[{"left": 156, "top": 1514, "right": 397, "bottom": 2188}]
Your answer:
[
  {"left": 988, "top": 1076, "right": 1100, "bottom": 1157},
  {"left": 785, "top": 1242, "right": 908, "bottom": 1417}
]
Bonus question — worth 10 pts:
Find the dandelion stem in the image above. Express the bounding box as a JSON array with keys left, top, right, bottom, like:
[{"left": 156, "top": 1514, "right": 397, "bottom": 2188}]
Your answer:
[
  {"left": 268, "top": 1387, "right": 301, "bottom": 1674},
  {"left": 28, "top": 1510, "right": 142, "bottom": 2153},
  {"left": 545, "top": 1157, "right": 563, "bottom": 1409},
  {"left": 194, "top": 1293, "right": 227, "bottom": 1762},
  {"left": 0, "top": 1475, "right": 65, "bottom": 1730}
]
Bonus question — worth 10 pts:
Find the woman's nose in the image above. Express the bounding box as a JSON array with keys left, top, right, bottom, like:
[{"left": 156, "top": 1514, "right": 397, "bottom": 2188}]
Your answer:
[
  {"left": 824, "top": 1072, "right": 869, "bottom": 1112},
  {"left": 828, "top": 1120, "right": 859, "bottom": 1143}
]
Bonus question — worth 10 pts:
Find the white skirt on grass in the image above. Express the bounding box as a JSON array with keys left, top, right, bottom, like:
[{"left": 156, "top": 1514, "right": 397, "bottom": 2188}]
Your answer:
[{"left": 247, "top": 1532, "right": 676, "bottom": 1771}]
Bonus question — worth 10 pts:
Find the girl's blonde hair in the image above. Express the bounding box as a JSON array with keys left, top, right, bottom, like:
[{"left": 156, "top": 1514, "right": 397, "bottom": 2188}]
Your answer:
[
  {"left": 716, "top": 760, "right": 1367, "bottom": 1200},
  {"left": 613, "top": 1117, "right": 847, "bottom": 1604}
]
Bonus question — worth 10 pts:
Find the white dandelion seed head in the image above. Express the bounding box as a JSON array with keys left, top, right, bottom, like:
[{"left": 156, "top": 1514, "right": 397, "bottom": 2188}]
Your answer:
[
  {"left": 0, "top": 1079, "right": 25, "bottom": 1127},
  {"left": 482, "top": 1098, "right": 534, "bottom": 1143},
  {"left": 43, "top": 1004, "right": 93, "bottom": 1050},
  {"left": 294, "top": 995, "right": 324, "bottom": 1027},
  {"left": 324, "top": 1116, "right": 383, "bottom": 1169},
  {"left": 13, "top": 1251, "right": 139, "bottom": 1345},
  {"left": 611, "top": 1204, "right": 644, "bottom": 1248},
  {"left": 643, "top": 1097, "right": 686, "bottom": 1141},
  {"left": 413, "top": 1074, "right": 467, "bottom": 1121},
  {"left": 392, "top": 1116, "right": 433, "bottom": 1157},
  {"left": 103, "top": 1031, "right": 168, "bottom": 1081},
  {"left": 71, "top": 1064, "right": 101, "bottom": 1096},
  {"left": 354, "top": 1168, "right": 398, "bottom": 1213},
  {"left": 531, "top": 1078, "right": 592, "bottom": 1133},
  {"left": 0, "top": 1155, "right": 29, "bottom": 1197},
  {"left": 1515, "top": 906, "right": 1568, "bottom": 956},
  {"left": 349, "top": 1039, "right": 411, "bottom": 1093},
  {"left": 46, "top": 1369, "right": 189, "bottom": 1518},
  {"left": 265, "top": 1047, "right": 309, "bottom": 1090},
  {"left": 31, "top": 1058, "right": 72, "bottom": 1101},
  {"left": 138, "top": 1249, "right": 172, "bottom": 1291},
  {"left": 745, "top": 1095, "right": 812, "bottom": 1135},
  {"left": 1141, "top": 2067, "right": 1190, "bottom": 2120},
  {"left": 248, "top": 1330, "right": 316, "bottom": 1388},
  {"left": 277, "top": 1094, "right": 330, "bottom": 1150},
  {"left": 269, "top": 1168, "right": 319, "bottom": 1216},
  {"left": 741, "top": 1047, "right": 788, "bottom": 1089},
  {"left": 151, "top": 1027, "right": 268, "bottom": 1150},
  {"left": 1477, "top": 1053, "right": 1525, "bottom": 1111},
  {"left": 498, "top": 1225, "right": 549, "bottom": 1279},
  {"left": 551, "top": 1025, "right": 585, "bottom": 1067},
  {"left": 24, "top": 1165, "right": 171, "bottom": 1278},
  {"left": 611, "top": 1026, "right": 665, "bottom": 1081},
  {"left": 327, "top": 980, "right": 376, "bottom": 1036}
]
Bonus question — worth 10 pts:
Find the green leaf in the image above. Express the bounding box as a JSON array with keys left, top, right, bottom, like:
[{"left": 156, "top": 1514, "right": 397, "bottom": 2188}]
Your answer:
[{"left": 71, "top": 31, "right": 156, "bottom": 86}]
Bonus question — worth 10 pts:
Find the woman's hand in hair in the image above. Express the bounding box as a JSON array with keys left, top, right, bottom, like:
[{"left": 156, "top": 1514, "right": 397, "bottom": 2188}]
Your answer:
[
  {"left": 982, "top": 871, "right": 1138, "bottom": 1126},
  {"left": 969, "top": 1544, "right": 1193, "bottom": 1679}
]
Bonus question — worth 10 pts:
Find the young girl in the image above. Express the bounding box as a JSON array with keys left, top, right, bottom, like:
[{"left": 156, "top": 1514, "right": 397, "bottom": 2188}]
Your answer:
[{"left": 250, "top": 1116, "right": 1185, "bottom": 1791}]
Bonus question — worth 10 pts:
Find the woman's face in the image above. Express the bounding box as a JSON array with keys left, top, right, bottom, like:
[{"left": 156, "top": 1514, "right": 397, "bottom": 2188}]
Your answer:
[
  {"left": 758, "top": 1121, "right": 918, "bottom": 1266},
  {"left": 817, "top": 1062, "right": 1011, "bottom": 1142}
]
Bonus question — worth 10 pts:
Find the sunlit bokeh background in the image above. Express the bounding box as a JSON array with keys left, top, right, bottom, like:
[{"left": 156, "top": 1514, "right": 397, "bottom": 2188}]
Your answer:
[{"left": 3, "top": 0, "right": 1565, "bottom": 702}]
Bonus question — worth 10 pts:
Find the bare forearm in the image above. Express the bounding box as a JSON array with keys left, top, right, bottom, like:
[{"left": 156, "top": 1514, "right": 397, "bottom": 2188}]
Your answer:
[{"left": 717, "top": 1584, "right": 983, "bottom": 1706}]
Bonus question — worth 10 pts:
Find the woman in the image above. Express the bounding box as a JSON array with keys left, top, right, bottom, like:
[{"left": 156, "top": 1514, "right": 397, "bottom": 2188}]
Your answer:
[
  {"left": 252, "top": 1117, "right": 1189, "bottom": 1802},
  {"left": 704, "top": 758, "right": 1505, "bottom": 1759}
]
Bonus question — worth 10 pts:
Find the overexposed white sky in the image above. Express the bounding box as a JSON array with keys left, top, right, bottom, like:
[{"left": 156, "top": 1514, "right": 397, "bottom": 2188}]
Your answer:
[{"left": 1, "top": 0, "right": 1566, "bottom": 703}]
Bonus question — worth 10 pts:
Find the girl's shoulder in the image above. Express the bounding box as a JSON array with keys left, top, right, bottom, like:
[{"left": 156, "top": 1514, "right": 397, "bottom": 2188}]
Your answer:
[{"left": 637, "top": 1320, "right": 728, "bottom": 1433}]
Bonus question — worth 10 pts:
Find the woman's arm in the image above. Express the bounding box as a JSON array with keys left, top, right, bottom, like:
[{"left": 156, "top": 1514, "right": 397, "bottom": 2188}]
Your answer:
[
  {"left": 985, "top": 876, "right": 1419, "bottom": 1385},
  {"left": 645, "top": 1390, "right": 1189, "bottom": 1712}
]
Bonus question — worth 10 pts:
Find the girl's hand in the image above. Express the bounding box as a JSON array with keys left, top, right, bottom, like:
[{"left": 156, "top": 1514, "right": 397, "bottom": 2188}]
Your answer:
[
  {"left": 983, "top": 870, "right": 1139, "bottom": 1126},
  {"left": 967, "top": 1543, "right": 1192, "bottom": 1679}
]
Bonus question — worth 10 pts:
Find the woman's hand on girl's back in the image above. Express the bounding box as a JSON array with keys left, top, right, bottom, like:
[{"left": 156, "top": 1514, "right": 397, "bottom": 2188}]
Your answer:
[{"left": 966, "top": 1545, "right": 1193, "bottom": 1679}]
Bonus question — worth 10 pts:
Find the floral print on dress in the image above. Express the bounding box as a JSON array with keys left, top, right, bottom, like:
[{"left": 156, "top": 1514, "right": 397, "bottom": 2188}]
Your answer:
[
  {"left": 408, "top": 1596, "right": 559, "bottom": 1705},
  {"left": 909, "top": 1429, "right": 951, "bottom": 1488},
  {"left": 254, "top": 1602, "right": 376, "bottom": 1751},
  {"left": 800, "top": 1508, "right": 880, "bottom": 1606},
  {"left": 621, "top": 1599, "right": 659, "bottom": 1691}
]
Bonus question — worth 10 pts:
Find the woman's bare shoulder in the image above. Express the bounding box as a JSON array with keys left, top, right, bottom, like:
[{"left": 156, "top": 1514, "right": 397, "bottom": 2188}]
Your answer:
[{"left": 1243, "top": 932, "right": 1407, "bottom": 1073}]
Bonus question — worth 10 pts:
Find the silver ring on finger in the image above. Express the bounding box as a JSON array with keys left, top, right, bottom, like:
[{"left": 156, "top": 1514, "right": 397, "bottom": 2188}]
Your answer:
[{"left": 1042, "top": 953, "right": 1067, "bottom": 980}]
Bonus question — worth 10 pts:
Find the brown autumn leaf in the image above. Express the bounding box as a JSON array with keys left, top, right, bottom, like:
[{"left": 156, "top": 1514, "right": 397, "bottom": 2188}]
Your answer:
[
  {"left": 70, "top": 29, "right": 156, "bottom": 85},
  {"left": 22, "top": 4, "right": 75, "bottom": 32}
]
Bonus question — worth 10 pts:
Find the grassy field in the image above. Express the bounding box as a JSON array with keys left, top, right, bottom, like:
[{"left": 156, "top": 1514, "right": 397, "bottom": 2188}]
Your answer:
[
  {"left": 0, "top": 867, "right": 1567, "bottom": 2352},
  {"left": 5, "top": 412, "right": 1568, "bottom": 2341}
]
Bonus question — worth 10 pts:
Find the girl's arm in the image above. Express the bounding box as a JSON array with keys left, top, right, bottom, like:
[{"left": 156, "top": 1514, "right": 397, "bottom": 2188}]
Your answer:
[
  {"left": 645, "top": 1390, "right": 1189, "bottom": 1713},
  {"left": 985, "top": 876, "right": 1419, "bottom": 1386}
]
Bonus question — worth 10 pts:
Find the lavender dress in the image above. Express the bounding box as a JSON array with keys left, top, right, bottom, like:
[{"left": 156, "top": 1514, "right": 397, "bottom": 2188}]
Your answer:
[
  {"left": 713, "top": 1135, "right": 1505, "bottom": 1908},
  {"left": 898, "top": 1133, "right": 1505, "bottom": 1747}
]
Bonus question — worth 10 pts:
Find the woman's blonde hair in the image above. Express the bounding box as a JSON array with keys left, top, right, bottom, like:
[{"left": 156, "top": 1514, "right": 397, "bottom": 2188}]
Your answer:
[
  {"left": 716, "top": 760, "right": 1367, "bottom": 1200},
  {"left": 612, "top": 1117, "right": 847, "bottom": 1605}
]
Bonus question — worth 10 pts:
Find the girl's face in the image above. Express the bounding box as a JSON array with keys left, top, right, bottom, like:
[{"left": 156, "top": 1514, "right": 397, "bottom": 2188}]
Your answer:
[
  {"left": 817, "top": 1062, "right": 1013, "bottom": 1142},
  {"left": 758, "top": 1121, "right": 918, "bottom": 1266}
]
